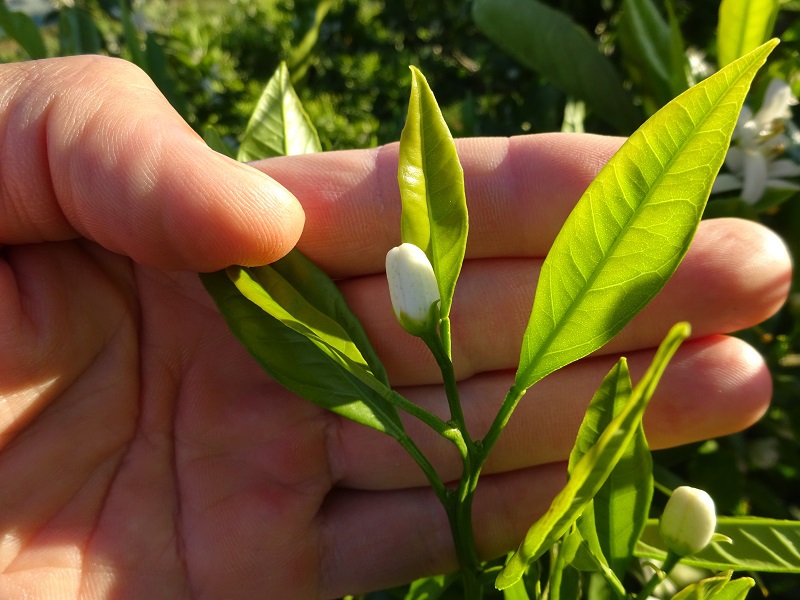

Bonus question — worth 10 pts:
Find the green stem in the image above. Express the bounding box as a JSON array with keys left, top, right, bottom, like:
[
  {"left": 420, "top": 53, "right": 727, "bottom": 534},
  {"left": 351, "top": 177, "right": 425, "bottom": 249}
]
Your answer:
[
  {"left": 419, "top": 325, "right": 483, "bottom": 597},
  {"left": 480, "top": 384, "right": 526, "bottom": 465},
  {"left": 636, "top": 551, "right": 681, "bottom": 599},
  {"left": 421, "top": 328, "right": 474, "bottom": 452},
  {"left": 395, "top": 432, "right": 449, "bottom": 504},
  {"left": 388, "top": 390, "right": 452, "bottom": 437}
]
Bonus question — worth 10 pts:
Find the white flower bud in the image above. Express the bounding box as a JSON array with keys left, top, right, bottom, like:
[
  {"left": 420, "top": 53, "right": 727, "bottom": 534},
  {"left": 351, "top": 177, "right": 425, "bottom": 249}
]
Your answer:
[
  {"left": 658, "top": 486, "right": 717, "bottom": 557},
  {"left": 386, "top": 243, "right": 440, "bottom": 336}
]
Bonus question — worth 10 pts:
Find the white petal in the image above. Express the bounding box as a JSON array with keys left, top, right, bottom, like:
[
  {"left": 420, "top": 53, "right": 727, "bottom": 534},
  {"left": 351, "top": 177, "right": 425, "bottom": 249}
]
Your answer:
[
  {"left": 725, "top": 146, "right": 744, "bottom": 173},
  {"left": 768, "top": 158, "right": 800, "bottom": 179},
  {"left": 711, "top": 173, "right": 743, "bottom": 194},
  {"left": 741, "top": 151, "right": 769, "bottom": 204},
  {"left": 733, "top": 106, "right": 756, "bottom": 142},
  {"left": 766, "top": 179, "right": 800, "bottom": 191},
  {"left": 755, "top": 78, "right": 797, "bottom": 129}
]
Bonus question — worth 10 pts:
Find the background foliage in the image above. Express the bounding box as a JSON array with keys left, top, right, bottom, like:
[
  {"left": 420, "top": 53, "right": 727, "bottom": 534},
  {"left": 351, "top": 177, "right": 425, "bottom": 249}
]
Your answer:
[{"left": 2, "top": 0, "right": 800, "bottom": 597}]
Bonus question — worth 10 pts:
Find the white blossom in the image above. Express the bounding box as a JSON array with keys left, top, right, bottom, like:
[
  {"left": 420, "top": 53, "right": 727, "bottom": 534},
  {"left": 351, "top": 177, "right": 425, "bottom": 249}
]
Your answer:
[{"left": 712, "top": 78, "right": 800, "bottom": 204}]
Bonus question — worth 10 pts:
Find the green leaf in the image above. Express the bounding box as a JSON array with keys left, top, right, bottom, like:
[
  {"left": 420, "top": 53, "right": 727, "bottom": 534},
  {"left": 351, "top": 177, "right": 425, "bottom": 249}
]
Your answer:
[
  {"left": 496, "top": 323, "right": 690, "bottom": 590},
  {"left": 562, "top": 527, "right": 626, "bottom": 598},
  {"left": 718, "top": 0, "right": 779, "bottom": 67},
  {"left": 403, "top": 573, "right": 458, "bottom": 599},
  {"left": 145, "top": 36, "right": 190, "bottom": 120},
  {"left": 502, "top": 578, "right": 532, "bottom": 600},
  {"left": 238, "top": 62, "right": 322, "bottom": 162},
  {"left": 637, "top": 516, "right": 800, "bottom": 573},
  {"left": 118, "top": 0, "right": 146, "bottom": 70},
  {"left": 0, "top": 2, "right": 47, "bottom": 59},
  {"left": 569, "top": 358, "right": 653, "bottom": 581},
  {"left": 58, "top": 7, "right": 103, "bottom": 56},
  {"left": 618, "top": 0, "right": 689, "bottom": 111},
  {"left": 471, "top": 0, "right": 641, "bottom": 133},
  {"left": 514, "top": 40, "right": 778, "bottom": 393},
  {"left": 398, "top": 66, "right": 468, "bottom": 321},
  {"left": 671, "top": 571, "right": 754, "bottom": 600},
  {"left": 200, "top": 257, "right": 403, "bottom": 438},
  {"left": 202, "top": 128, "right": 236, "bottom": 159}
]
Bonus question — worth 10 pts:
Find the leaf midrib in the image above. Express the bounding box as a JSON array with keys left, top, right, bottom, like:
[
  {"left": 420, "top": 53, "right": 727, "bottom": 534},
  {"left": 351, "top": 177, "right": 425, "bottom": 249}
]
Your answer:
[{"left": 519, "top": 61, "right": 753, "bottom": 388}]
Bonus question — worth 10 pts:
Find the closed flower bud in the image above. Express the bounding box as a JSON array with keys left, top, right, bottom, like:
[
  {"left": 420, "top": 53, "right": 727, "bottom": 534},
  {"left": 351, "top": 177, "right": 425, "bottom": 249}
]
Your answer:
[
  {"left": 658, "top": 486, "right": 716, "bottom": 557},
  {"left": 386, "top": 243, "right": 440, "bottom": 336}
]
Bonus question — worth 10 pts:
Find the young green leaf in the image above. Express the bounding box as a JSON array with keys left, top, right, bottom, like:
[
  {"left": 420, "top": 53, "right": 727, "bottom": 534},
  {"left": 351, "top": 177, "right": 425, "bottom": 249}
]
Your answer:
[
  {"left": 671, "top": 571, "right": 754, "bottom": 600},
  {"left": 718, "top": 0, "right": 779, "bottom": 67},
  {"left": 637, "top": 516, "right": 800, "bottom": 573},
  {"left": 570, "top": 357, "right": 653, "bottom": 581},
  {"left": 514, "top": 40, "right": 778, "bottom": 394},
  {"left": 471, "top": 0, "right": 642, "bottom": 133},
  {"left": 496, "top": 323, "right": 690, "bottom": 590},
  {"left": 502, "top": 578, "right": 532, "bottom": 600},
  {"left": 238, "top": 62, "right": 322, "bottom": 162},
  {"left": 230, "top": 251, "right": 390, "bottom": 387},
  {"left": 562, "top": 527, "right": 626, "bottom": 598},
  {"left": 403, "top": 573, "right": 458, "bottom": 600},
  {"left": 200, "top": 268, "right": 404, "bottom": 437},
  {"left": 398, "top": 66, "right": 468, "bottom": 321}
]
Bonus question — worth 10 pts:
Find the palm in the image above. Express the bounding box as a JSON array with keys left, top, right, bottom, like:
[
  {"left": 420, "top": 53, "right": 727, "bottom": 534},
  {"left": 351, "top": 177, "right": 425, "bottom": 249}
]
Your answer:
[{"left": 0, "top": 241, "right": 336, "bottom": 598}]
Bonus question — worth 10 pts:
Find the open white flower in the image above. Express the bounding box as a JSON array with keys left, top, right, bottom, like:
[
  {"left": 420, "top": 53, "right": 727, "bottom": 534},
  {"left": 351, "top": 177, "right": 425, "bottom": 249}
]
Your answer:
[{"left": 712, "top": 78, "right": 800, "bottom": 204}]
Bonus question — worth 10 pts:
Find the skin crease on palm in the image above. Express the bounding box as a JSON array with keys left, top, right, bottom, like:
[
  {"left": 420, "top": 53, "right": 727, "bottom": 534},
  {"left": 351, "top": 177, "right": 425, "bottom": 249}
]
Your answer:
[{"left": 0, "top": 55, "right": 791, "bottom": 600}]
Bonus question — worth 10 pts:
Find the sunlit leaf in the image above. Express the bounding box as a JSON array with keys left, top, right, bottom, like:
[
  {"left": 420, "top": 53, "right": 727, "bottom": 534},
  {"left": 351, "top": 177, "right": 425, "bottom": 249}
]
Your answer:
[
  {"left": 637, "top": 517, "right": 800, "bottom": 573},
  {"left": 718, "top": 0, "right": 779, "bottom": 67},
  {"left": 514, "top": 40, "right": 777, "bottom": 393},
  {"left": 238, "top": 61, "right": 322, "bottom": 162},
  {"left": 200, "top": 267, "right": 403, "bottom": 437},
  {"left": 496, "top": 323, "right": 689, "bottom": 590},
  {"left": 671, "top": 570, "right": 754, "bottom": 600},
  {"left": 471, "top": 0, "right": 641, "bottom": 132},
  {"left": 398, "top": 66, "right": 468, "bottom": 322}
]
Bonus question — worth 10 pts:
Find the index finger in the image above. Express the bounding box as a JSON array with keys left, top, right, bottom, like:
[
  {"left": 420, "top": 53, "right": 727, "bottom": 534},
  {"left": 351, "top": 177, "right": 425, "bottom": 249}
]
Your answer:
[{"left": 254, "top": 133, "right": 624, "bottom": 277}]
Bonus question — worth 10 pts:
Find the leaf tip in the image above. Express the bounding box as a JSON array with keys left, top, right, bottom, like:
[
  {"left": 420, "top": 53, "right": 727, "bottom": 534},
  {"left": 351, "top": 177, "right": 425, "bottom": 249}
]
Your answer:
[{"left": 494, "top": 567, "right": 518, "bottom": 591}]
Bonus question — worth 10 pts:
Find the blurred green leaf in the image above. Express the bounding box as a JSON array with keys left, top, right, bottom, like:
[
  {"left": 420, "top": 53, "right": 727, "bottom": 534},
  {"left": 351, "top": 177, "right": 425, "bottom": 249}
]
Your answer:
[
  {"left": 58, "top": 6, "right": 103, "bottom": 55},
  {"left": 118, "top": 0, "right": 146, "bottom": 69},
  {"left": 398, "top": 66, "right": 468, "bottom": 324},
  {"left": 618, "top": 0, "right": 689, "bottom": 111},
  {"left": 238, "top": 62, "right": 322, "bottom": 162},
  {"left": 718, "top": 0, "right": 779, "bottom": 67},
  {"left": 496, "top": 323, "right": 689, "bottom": 590},
  {"left": 403, "top": 573, "right": 458, "bottom": 599},
  {"left": 514, "top": 40, "right": 777, "bottom": 393},
  {"left": 0, "top": 1, "right": 47, "bottom": 59},
  {"left": 472, "top": 0, "right": 641, "bottom": 132},
  {"left": 637, "top": 516, "right": 800, "bottom": 573}
]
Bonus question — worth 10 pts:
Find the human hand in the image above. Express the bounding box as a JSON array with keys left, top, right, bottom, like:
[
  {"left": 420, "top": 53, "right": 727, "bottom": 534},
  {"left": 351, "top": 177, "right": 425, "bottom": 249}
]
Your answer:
[{"left": 0, "top": 56, "right": 790, "bottom": 599}]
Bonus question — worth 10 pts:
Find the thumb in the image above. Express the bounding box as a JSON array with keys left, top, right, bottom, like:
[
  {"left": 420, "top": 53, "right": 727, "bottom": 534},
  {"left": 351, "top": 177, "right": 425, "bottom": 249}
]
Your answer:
[{"left": 0, "top": 55, "right": 304, "bottom": 271}]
